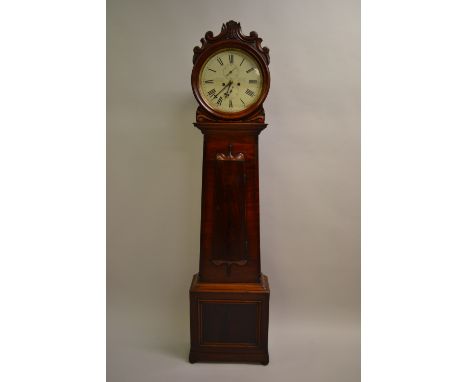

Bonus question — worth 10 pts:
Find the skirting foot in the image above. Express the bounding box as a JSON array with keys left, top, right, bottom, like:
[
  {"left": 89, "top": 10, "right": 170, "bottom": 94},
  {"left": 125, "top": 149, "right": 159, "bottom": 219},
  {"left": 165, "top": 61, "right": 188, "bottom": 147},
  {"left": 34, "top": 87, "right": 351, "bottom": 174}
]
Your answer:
[{"left": 189, "top": 352, "right": 197, "bottom": 364}]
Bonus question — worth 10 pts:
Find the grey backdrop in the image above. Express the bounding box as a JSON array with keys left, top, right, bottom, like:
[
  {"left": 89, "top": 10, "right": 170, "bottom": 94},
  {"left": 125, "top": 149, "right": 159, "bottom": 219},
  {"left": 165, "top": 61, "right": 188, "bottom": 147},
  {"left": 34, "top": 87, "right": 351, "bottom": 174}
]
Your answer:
[{"left": 107, "top": 0, "right": 360, "bottom": 381}]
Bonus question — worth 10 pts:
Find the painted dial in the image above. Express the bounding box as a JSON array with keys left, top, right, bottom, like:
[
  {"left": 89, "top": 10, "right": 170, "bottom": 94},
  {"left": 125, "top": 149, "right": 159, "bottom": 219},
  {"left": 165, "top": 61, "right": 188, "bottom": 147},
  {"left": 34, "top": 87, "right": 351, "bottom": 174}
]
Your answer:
[{"left": 199, "top": 49, "right": 263, "bottom": 113}]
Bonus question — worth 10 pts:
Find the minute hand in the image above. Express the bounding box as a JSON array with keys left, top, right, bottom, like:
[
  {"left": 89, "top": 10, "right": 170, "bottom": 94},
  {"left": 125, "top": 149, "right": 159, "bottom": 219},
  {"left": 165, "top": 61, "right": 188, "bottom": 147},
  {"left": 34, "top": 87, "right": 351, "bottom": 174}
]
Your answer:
[{"left": 214, "top": 81, "right": 232, "bottom": 98}]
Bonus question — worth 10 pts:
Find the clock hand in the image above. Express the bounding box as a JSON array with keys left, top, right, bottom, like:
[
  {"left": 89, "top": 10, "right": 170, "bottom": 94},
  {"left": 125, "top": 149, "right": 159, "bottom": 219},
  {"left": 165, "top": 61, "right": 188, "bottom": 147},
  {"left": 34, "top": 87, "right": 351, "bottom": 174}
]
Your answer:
[
  {"left": 225, "top": 67, "right": 237, "bottom": 77},
  {"left": 214, "top": 82, "right": 229, "bottom": 98},
  {"left": 214, "top": 80, "right": 232, "bottom": 98},
  {"left": 224, "top": 81, "right": 233, "bottom": 97}
]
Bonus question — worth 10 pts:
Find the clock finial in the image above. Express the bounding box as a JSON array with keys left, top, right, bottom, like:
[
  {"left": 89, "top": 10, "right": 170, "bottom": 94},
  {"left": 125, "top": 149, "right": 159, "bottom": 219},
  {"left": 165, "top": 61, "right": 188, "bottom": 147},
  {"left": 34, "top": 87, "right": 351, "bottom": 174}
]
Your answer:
[{"left": 222, "top": 20, "right": 242, "bottom": 38}]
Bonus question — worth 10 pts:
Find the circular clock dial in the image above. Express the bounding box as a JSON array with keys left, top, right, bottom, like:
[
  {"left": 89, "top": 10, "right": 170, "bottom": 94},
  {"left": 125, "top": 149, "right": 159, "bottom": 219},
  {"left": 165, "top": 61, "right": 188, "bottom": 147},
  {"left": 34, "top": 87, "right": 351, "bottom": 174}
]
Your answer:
[{"left": 199, "top": 49, "right": 263, "bottom": 113}]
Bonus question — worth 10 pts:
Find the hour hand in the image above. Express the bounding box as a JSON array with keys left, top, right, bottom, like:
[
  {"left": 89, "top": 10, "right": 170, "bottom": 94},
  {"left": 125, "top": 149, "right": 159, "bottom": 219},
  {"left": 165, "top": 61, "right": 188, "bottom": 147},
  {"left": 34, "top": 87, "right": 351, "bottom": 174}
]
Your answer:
[{"left": 225, "top": 67, "right": 237, "bottom": 77}]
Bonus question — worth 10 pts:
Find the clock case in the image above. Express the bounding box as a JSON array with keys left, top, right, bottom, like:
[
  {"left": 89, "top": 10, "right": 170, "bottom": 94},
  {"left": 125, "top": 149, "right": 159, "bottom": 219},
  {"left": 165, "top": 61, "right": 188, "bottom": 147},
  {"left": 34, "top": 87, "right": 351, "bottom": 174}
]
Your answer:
[{"left": 189, "top": 21, "right": 271, "bottom": 365}]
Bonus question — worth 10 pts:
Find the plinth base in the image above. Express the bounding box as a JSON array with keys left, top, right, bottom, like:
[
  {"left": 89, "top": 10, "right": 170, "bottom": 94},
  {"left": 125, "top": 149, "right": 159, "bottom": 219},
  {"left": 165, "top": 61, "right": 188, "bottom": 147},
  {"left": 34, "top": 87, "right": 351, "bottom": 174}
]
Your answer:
[{"left": 189, "top": 273, "right": 270, "bottom": 365}]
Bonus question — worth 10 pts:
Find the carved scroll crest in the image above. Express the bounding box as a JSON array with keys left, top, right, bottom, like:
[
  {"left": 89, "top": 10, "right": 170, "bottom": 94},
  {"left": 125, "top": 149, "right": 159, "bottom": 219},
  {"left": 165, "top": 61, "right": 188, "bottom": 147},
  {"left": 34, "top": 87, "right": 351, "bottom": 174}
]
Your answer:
[{"left": 193, "top": 20, "right": 270, "bottom": 65}]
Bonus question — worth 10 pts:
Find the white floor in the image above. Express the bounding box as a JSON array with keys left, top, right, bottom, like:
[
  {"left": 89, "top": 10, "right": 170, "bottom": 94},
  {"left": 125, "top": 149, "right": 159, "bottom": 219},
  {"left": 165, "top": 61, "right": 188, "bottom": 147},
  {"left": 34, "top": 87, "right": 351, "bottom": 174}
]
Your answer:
[{"left": 107, "top": 303, "right": 360, "bottom": 382}]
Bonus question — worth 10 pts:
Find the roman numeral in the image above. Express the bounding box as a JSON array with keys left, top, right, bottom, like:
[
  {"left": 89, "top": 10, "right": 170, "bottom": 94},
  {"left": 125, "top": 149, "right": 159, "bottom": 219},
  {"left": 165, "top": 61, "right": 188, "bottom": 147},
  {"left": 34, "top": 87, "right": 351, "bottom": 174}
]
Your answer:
[
  {"left": 229, "top": 99, "right": 233, "bottom": 108},
  {"left": 245, "top": 89, "right": 255, "bottom": 97},
  {"left": 217, "top": 57, "right": 223, "bottom": 66},
  {"left": 240, "top": 58, "right": 245, "bottom": 66},
  {"left": 229, "top": 54, "right": 234, "bottom": 64},
  {"left": 217, "top": 97, "right": 223, "bottom": 105},
  {"left": 207, "top": 89, "right": 216, "bottom": 97},
  {"left": 208, "top": 68, "right": 216, "bottom": 73},
  {"left": 249, "top": 80, "right": 257, "bottom": 84},
  {"left": 246, "top": 67, "right": 254, "bottom": 73},
  {"left": 240, "top": 98, "right": 245, "bottom": 106},
  {"left": 204, "top": 80, "right": 214, "bottom": 83}
]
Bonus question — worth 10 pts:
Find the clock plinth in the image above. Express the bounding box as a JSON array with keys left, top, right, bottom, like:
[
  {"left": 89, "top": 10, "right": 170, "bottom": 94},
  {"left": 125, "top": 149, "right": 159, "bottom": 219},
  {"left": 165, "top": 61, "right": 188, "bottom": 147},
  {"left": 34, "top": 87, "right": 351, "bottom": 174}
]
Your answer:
[
  {"left": 189, "top": 21, "right": 271, "bottom": 365},
  {"left": 189, "top": 274, "right": 270, "bottom": 365}
]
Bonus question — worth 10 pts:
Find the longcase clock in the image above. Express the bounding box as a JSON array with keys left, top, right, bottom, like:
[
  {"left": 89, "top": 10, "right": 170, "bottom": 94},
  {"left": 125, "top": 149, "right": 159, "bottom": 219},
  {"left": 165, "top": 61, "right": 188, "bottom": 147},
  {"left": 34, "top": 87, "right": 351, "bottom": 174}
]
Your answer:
[{"left": 189, "top": 20, "right": 271, "bottom": 365}]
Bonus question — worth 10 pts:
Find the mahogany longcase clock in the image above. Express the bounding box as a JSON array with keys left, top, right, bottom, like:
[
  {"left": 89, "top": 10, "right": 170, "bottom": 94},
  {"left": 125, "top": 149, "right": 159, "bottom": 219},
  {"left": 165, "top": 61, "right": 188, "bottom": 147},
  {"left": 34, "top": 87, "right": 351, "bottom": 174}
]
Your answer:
[{"left": 189, "top": 20, "right": 271, "bottom": 365}]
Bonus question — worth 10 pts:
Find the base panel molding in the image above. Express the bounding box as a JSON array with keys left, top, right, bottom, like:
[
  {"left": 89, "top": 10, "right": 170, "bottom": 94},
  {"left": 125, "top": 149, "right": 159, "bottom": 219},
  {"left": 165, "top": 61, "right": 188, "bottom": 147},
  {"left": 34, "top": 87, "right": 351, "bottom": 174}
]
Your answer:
[{"left": 189, "top": 273, "right": 270, "bottom": 364}]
